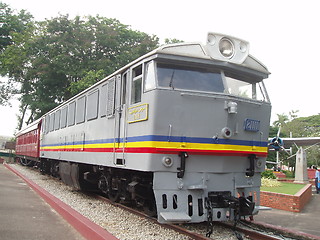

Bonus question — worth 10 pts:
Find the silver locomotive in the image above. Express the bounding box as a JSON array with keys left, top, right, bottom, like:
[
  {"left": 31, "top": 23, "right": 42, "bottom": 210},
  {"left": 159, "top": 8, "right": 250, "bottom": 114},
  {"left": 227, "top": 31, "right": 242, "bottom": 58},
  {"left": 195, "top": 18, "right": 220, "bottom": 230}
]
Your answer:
[{"left": 17, "top": 33, "right": 271, "bottom": 227}]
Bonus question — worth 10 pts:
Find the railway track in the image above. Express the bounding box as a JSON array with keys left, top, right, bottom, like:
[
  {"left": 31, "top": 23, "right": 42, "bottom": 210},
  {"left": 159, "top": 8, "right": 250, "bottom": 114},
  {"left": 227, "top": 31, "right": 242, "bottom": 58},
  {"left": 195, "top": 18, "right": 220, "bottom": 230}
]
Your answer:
[
  {"left": 7, "top": 163, "right": 309, "bottom": 240},
  {"left": 94, "top": 194, "right": 298, "bottom": 240}
]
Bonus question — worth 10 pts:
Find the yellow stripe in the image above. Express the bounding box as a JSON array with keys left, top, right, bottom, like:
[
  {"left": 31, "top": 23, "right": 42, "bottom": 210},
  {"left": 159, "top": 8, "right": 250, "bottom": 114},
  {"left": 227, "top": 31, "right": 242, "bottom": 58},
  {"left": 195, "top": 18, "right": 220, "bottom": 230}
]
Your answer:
[
  {"left": 40, "top": 143, "right": 115, "bottom": 150},
  {"left": 41, "top": 141, "right": 267, "bottom": 153},
  {"left": 125, "top": 141, "right": 267, "bottom": 153}
]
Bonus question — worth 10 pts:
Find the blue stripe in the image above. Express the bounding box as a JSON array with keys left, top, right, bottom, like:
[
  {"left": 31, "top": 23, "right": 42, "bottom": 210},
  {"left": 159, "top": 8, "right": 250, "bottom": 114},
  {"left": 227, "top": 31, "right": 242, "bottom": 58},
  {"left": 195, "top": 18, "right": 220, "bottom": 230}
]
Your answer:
[{"left": 127, "top": 135, "right": 267, "bottom": 147}]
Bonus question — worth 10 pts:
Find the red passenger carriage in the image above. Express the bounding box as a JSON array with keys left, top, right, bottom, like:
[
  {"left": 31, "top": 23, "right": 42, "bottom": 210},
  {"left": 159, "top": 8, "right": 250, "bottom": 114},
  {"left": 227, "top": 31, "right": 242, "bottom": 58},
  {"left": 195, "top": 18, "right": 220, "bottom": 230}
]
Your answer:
[{"left": 16, "top": 119, "right": 41, "bottom": 162}]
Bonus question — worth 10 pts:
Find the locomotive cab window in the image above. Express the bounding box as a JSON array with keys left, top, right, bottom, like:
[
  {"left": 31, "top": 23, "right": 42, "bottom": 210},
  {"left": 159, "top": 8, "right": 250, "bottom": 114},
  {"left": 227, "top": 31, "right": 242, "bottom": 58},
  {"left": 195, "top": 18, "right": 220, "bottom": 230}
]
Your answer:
[
  {"left": 155, "top": 63, "right": 269, "bottom": 102},
  {"left": 144, "top": 61, "right": 156, "bottom": 92},
  {"left": 156, "top": 63, "right": 224, "bottom": 93},
  {"left": 131, "top": 65, "right": 143, "bottom": 104},
  {"left": 224, "top": 74, "right": 269, "bottom": 102}
]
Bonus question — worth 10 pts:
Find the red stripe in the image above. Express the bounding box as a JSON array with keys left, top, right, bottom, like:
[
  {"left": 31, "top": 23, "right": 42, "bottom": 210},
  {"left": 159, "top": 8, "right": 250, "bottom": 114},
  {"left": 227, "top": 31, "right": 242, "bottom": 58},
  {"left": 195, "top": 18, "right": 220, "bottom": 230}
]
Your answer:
[{"left": 41, "top": 147, "right": 267, "bottom": 157}]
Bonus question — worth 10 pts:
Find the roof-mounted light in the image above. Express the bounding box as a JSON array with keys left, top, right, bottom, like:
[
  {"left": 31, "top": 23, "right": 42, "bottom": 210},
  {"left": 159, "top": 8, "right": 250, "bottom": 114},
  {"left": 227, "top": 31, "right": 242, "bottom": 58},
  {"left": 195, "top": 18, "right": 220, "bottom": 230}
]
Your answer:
[
  {"left": 206, "top": 33, "right": 249, "bottom": 64},
  {"left": 219, "top": 38, "right": 234, "bottom": 58}
]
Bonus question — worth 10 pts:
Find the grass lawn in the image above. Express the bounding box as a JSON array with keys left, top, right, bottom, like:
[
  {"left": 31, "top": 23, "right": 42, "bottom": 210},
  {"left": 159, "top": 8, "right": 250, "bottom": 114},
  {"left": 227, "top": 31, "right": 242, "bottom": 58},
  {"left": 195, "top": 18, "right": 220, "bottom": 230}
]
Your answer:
[{"left": 260, "top": 182, "right": 306, "bottom": 195}]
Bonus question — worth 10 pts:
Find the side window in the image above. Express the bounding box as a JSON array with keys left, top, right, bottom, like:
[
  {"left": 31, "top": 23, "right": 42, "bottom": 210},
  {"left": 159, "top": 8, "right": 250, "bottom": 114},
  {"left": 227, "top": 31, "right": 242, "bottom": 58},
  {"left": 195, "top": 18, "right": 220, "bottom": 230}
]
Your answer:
[
  {"left": 144, "top": 61, "right": 156, "bottom": 91},
  {"left": 68, "top": 101, "right": 76, "bottom": 126},
  {"left": 54, "top": 110, "right": 61, "bottom": 130},
  {"left": 49, "top": 113, "right": 55, "bottom": 132},
  {"left": 87, "top": 90, "right": 99, "bottom": 120},
  {"left": 42, "top": 118, "right": 45, "bottom": 134},
  {"left": 131, "top": 65, "right": 142, "bottom": 104},
  {"left": 121, "top": 72, "right": 128, "bottom": 105},
  {"left": 100, "top": 84, "right": 107, "bottom": 117},
  {"left": 107, "top": 77, "right": 115, "bottom": 117},
  {"left": 45, "top": 115, "right": 50, "bottom": 134},
  {"left": 61, "top": 106, "right": 68, "bottom": 129},
  {"left": 76, "top": 96, "right": 86, "bottom": 124}
]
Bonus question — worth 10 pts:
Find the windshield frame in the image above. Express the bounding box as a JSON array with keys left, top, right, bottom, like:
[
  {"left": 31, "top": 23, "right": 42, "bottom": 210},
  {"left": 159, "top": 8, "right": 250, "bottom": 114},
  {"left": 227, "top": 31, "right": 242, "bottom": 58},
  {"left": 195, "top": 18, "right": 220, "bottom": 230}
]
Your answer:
[{"left": 144, "top": 60, "right": 270, "bottom": 102}]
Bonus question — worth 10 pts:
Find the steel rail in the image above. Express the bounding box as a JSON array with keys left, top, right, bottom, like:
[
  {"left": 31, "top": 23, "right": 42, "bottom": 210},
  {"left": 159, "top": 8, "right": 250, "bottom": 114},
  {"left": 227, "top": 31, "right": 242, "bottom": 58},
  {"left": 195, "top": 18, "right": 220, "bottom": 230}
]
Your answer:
[{"left": 95, "top": 194, "right": 285, "bottom": 240}]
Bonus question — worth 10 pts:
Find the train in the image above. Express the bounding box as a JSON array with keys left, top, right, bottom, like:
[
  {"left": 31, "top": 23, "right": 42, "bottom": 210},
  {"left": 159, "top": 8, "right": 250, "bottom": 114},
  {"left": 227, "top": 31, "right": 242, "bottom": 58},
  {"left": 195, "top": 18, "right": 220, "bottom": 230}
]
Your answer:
[{"left": 15, "top": 32, "right": 271, "bottom": 231}]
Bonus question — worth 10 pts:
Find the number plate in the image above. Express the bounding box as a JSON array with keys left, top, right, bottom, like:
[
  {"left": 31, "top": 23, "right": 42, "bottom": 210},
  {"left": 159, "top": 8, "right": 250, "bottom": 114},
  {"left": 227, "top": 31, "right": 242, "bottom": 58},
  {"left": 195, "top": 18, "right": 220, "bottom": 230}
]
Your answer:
[{"left": 244, "top": 119, "right": 260, "bottom": 132}]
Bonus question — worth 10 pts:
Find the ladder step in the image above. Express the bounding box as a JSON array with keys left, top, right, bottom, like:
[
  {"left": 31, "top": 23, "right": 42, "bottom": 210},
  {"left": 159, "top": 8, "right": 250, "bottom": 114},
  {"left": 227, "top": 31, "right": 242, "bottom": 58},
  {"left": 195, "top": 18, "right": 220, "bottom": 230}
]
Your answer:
[{"left": 160, "top": 212, "right": 192, "bottom": 222}]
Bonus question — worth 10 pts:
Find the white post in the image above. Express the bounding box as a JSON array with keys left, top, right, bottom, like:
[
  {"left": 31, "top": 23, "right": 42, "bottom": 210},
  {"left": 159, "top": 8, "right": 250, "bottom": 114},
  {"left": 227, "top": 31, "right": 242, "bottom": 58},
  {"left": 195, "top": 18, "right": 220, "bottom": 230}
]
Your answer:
[{"left": 294, "top": 147, "right": 309, "bottom": 184}]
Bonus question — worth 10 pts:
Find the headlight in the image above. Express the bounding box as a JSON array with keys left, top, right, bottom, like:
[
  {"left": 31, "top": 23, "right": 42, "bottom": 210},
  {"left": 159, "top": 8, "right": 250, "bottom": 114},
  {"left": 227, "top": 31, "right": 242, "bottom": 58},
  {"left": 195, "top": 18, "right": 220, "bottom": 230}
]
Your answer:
[
  {"left": 219, "top": 38, "right": 234, "bottom": 58},
  {"left": 221, "top": 127, "right": 232, "bottom": 138},
  {"left": 206, "top": 33, "right": 250, "bottom": 64}
]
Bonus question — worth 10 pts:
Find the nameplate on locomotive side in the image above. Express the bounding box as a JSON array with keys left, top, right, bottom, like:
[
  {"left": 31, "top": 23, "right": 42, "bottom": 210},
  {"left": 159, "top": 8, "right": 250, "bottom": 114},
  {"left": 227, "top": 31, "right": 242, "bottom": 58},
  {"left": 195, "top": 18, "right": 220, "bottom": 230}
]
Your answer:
[
  {"left": 128, "top": 104, "right": 148, "bottom": 123},
  {"left": 244, "top": 119, "right": 260, "bottom": 132}
]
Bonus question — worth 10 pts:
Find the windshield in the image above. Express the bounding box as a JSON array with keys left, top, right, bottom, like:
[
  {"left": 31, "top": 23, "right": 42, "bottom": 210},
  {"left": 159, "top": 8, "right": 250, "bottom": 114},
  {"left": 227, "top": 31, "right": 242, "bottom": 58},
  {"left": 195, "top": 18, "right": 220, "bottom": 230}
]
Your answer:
[
  {"left": 145, "top": 62, "right": 269, "bottom": 102},
  {"left": 157, "top": 63, "right": 225, "bottom": 93},
  {"left": 224, "top": 75, "right": 269, "bottom": 101}
]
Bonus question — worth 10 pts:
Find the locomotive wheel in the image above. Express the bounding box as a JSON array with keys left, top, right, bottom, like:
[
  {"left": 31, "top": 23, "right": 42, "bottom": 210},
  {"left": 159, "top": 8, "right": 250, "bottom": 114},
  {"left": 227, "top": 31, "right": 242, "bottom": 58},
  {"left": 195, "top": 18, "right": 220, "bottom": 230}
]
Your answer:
[
  {"left": 98, "top": 175, "right": 109, "bottom": 196},
  {"left": 108, "top": 190, "right": 120, "bottom": 203},
  {"left": 143, "top": 200, "right": 157, "bottom": 217},
  {"left": 108, "top": 177, "right": 120, "bottom": 203}
]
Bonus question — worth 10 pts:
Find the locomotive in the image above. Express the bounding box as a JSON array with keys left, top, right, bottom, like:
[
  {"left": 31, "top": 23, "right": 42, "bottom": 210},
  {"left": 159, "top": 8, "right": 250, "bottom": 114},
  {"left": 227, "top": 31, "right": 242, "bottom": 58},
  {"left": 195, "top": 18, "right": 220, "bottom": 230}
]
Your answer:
[{"left": 16, "top": 33, "right": 271, "bottom": 228}]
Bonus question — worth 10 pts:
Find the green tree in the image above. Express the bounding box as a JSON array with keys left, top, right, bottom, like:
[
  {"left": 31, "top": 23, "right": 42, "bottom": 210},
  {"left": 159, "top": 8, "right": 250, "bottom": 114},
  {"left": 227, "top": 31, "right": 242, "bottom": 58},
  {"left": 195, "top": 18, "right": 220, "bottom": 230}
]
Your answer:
[
  {"left": 1, "top": 9, "right": 159, "bottom": 129},
  {"left": 0, "top": 2, "right": 33, "bottom": 51},
  {"left": 0, "top": 2, "right": 34, "bottom": 106}
]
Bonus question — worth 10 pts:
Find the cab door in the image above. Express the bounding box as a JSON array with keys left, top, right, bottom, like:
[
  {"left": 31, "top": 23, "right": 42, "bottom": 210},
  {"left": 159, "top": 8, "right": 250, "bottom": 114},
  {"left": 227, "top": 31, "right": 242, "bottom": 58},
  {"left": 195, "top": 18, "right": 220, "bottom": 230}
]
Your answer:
[{"left": 113, "top": 72, "right": 128, "bottom": 165}]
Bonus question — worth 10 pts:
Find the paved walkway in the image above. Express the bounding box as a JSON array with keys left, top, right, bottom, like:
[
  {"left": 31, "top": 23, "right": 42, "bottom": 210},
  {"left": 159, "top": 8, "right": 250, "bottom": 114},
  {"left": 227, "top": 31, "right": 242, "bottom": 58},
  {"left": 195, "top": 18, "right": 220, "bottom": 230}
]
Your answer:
[
  {"left": 2, "top": 161, "right": 319, "bottom": 239},
  {"left": 254, "top": 188, "right": 320, "bottom": 238},
  {"left": 0, "top": 163, "right": 86, "bottom": 240}
]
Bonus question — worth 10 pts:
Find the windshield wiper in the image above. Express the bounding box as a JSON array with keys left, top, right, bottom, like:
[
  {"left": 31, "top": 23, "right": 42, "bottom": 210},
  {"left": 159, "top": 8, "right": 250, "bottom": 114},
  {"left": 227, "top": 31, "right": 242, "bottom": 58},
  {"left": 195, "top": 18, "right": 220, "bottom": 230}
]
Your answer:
[{"left": 169, "top": 70, "right": 175, "bottom": 90}]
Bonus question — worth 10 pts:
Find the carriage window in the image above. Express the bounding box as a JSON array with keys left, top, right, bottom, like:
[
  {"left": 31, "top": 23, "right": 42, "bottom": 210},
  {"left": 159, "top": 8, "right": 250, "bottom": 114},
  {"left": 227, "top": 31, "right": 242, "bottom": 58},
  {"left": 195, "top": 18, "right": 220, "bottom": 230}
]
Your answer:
[
  {"left": 68, "top": 101, "right": 76, "bottom": 126},
  {"left": 156, "top": 64, "right": 224, "bottom": 93},
  {"left": 76, "top": 96, "right": 86, "bottom": 124},
  {"left": 87, "top": 90, "right": 99, "bottom": 120},
  {"left": 61, "top": 106, "right": 68, "bottom": 128},
  {"left": 131, "top": 65, "right": 142, "bottom": 104}
]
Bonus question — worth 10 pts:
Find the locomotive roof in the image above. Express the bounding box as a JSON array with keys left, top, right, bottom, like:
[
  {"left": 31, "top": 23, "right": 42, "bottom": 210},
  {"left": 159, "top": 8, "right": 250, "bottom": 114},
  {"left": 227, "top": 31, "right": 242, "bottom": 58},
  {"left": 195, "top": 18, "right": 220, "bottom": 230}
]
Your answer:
[
  {"left": 25, "top": 34, "right": 270, "bottom": 122},
  {"left": 153, "top": 42, "right": 269, "bottom": 75}
]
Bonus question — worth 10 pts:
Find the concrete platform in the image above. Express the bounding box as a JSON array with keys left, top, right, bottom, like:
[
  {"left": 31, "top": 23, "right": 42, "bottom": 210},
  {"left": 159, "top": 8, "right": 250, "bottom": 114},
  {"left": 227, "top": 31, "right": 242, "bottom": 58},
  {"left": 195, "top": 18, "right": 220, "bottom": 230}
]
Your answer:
[
  {"left": 1, "top": 163, "right": 118, "bottom": 240},
  {"left": 254, "top": 188, "right": 320, "bottom": 239},
  {"left": 0, "top": 163, "right": 85, "bottom": 240},
  {"left": 3, "top": 161, "right": 319, "bottom": 239}
]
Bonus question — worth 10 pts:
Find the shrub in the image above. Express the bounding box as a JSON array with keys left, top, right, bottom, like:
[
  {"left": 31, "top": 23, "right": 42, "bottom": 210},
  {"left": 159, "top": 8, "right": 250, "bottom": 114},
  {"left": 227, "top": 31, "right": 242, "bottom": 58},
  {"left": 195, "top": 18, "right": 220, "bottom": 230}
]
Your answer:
[
  {"left": 282, "top": 170, "right": 295, "bottom": 178},
  {"left": 261, "top": 177, "right": 282, "bottom": 187},
  {"left": 261, "top": 170, "right": 276, "bottom": 179}
]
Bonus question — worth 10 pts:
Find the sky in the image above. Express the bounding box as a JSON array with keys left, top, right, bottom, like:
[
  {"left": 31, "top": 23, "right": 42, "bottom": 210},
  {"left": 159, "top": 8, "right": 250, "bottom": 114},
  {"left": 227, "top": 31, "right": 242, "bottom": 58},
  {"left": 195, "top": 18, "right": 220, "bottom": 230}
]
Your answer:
[{"left": 1, "top": 0, "right": 320, "bottom": 137}]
